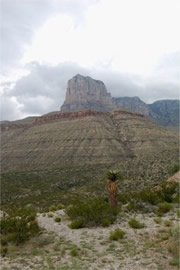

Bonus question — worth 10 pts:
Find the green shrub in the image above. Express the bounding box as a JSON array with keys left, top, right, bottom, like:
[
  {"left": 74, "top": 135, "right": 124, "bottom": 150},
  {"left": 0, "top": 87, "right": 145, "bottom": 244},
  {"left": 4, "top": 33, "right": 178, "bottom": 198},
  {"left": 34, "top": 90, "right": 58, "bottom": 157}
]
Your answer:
[
  {"left": 154, "top": 217, "right": 162, "bottom": 224},
  {"left": 70, "top": 247, "right": 78, "bottom": 257},
  {"left": 164, "top": 220, "right": 173, "bottom": 227},
  {"left": 1, "top": 247, "right": 8, "bottom": 257},
  {"left": 101, "top": 218, "right": 111, "bottom": 227},
  {"left": 168, "top": 226, "right": 180, "bottom": 267},
  {"left": 109, "top": 228, "right": 126, "bottom": 240},
  {"left": 0, "top": 207, "right": 40, "bottom": 245},
  {"left": 161, "top": 182, "right": 179, "bottom": 203},
  {"left": 128, "top": 218, "right": 145, "bottom": 229},
  {"left": 139, "top": 190, "right": 161, "bottom": 205},
  {"left": 57, "top": 203, "right": 64, "bottom": 210},
  {"left": 168, "top": 164, "right": 180, "bottom": 176},
  {"left": 49, "top": 205, "right": 58, "bottom": 212},
  {"left": 66, "top": 197, "right": 119, "bottom": 228},
  {"left": 54, "top": 217, "right": 61, "bottom": 223},
  {"left": 118, "top": 193, "right": 131, "bottom": 204},
  {"left": 176, "top": 209, "right": 180, "bottom": 218},
  {"left": 69, "top": 219, "right": 85, "bottom": 229},
  {"left": 156, "top": 202, "right": 173, "bottom": 216}
]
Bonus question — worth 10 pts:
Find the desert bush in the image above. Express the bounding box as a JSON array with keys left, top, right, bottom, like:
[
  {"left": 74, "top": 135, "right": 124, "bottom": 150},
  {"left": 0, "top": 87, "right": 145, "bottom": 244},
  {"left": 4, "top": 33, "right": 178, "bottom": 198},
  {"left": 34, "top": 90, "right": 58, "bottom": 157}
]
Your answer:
[
  {"left": 164, "top": 220, "right": 173, "bottom": 227},
  {"left": 160, "top": 181, "right": 179, "bottom": 203},
  {"left": 66, "top": 197, "right": 119, "bottom": 228},
  {"left": 118, "top": 193, "right": 131, "bottom": 204},
  {"left": 153, "top": 217, "right": 162, "bottom": 224},
  {"left": 176, "top": 209, "right": 180, "bottom": 218},
  {"left": 168, "top": 164, "right": 180, "bottom": 176},
  {"left": 168, "top": 226, "right": 180, "bottom": 267},
  {"left": 139, "top": 190, "right": 161, "bottom": 205},
  {"left": 54, "top": 217, "right": 61, "bottom": 223},
  {"left": 57, "top": 203, "right": 64, "bottom": 210},
  {"left": 101, "top": 218, "right": 111, "bottom": 227},
  {"left": 156, "top": 202, "right": 173, "bottom": 216},
  {"left": 0, "top": 207, "right": 40, "bottom": 246},
  {"left": 109, "top": 228, "right": 126, "bottom": 240},
  {"left": 70, "top": 246, "right": 79, "bottom": 257},
  {"left": 49, "top": 205, "right": 58, "bottom": 212},
  {"left": 128, "top": 218, "right": 145, "bottom": 229},
  {"left": 69, "top": 218, "right": 85, "bottom": 229}
]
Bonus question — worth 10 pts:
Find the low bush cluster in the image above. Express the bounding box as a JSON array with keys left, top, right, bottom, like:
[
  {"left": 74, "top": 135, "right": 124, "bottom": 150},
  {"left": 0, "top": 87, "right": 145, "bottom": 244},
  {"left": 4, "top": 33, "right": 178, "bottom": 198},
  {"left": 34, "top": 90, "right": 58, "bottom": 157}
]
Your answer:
[
  {"left": 66, "top": 197, "right": 119, "bottom": 228},
  {"left": 109, "top": 228, "right": 126, "bottom": 241},
  {"left": 168, "top": 163, "right": 180, "bottom": 176},
  {"left": 168, "top": 226, "right": 180, "bottom": 267},
  {"left": 118, "top": 180, "right": 178, "bottom": 214},
  {"left": 156, "top": 202, "right": 173, "bottom": 216},
  {"left": 128, "top": 218, "right": 145, "bottom": 229},
  {"left": 0, "top": 207, "right": 40, "bottom": 256}
]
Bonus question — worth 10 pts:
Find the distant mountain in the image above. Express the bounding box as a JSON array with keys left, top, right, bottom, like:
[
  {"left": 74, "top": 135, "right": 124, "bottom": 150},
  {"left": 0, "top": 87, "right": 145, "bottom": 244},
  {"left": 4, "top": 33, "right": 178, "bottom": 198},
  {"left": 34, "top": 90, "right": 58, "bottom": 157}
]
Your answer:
[
  {"left": 149, "top": 100, "right": 180, "bottom": 128},
  {"left": 113, "top": 96, "right": 150, "bottom": 116},
  {"left": 61, "top": 74, "right": 114, "bottom": 112},
  {"left": 61, "top": 74, "right": 179, "bottom": 130}
]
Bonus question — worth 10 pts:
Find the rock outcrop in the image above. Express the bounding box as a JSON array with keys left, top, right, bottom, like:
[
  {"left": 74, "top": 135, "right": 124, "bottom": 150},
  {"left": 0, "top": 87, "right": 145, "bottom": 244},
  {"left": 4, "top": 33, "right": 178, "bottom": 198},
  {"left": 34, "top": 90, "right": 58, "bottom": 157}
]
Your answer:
[
  {"left": 61, "top": 74, "right": 114, "bottom": 112},
  {"left": 60, "top": 74, "right": 179, "bottom": 130},
  {"left": 113, "top": 96, "right": 150, "bottom": 116}
]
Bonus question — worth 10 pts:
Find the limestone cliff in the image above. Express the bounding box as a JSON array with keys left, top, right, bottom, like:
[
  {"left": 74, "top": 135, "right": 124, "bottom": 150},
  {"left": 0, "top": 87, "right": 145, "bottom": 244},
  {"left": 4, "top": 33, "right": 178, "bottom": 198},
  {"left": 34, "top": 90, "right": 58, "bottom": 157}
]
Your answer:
[{"left": 61, "top": 74, "right": 114, "bottom": 112}]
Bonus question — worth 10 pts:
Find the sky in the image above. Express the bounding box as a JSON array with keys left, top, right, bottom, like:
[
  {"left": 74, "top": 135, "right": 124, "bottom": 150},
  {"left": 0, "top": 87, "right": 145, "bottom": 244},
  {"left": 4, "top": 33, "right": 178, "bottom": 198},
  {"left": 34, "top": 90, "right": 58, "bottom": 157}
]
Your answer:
[{"left": 0, "top": 0, "right": 180, "bottom": 121}]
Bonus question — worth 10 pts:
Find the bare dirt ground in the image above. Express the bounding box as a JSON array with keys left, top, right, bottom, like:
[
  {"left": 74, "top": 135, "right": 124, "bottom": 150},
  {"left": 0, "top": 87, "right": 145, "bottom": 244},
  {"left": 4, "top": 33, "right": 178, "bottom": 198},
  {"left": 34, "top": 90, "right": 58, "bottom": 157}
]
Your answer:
[{"left": 1, "top": 206, "right": 179, "bottom": 270}]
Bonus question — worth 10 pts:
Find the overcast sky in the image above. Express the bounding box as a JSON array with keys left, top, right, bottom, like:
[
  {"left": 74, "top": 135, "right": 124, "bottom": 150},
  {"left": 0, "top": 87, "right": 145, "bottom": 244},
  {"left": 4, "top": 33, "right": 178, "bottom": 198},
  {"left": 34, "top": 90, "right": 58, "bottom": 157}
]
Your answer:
[{"left": 0, "top": 0, "right": 180, "bottom": 121}]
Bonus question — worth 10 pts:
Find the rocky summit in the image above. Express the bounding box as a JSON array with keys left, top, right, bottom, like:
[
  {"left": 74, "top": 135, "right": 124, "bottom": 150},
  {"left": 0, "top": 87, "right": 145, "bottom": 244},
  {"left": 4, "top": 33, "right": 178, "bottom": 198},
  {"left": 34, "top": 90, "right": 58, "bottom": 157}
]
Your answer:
[
  {"left": 61, "top": 74, "right": 114, "bottom": 112},
  {"left": 61, "top": 74, "right": 179, "bottom": 129}
]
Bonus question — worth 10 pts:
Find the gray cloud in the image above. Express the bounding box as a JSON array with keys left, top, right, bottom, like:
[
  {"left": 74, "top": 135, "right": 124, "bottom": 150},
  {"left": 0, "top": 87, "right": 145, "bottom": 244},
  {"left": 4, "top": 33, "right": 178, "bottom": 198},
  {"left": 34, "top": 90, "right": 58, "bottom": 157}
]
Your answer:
[
  {"left": 0, "top": 0, "right": 97, "bottom": 74},
  {"left": 1, "top": 54, "right": 179, "bottom": 121}
]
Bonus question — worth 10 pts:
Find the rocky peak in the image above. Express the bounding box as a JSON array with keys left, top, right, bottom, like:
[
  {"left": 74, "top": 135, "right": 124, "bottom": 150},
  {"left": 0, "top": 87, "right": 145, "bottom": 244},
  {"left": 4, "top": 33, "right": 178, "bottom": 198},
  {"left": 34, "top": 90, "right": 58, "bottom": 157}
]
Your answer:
[{"left": 61, "top": 74, "right": 114, "bottom": 112}]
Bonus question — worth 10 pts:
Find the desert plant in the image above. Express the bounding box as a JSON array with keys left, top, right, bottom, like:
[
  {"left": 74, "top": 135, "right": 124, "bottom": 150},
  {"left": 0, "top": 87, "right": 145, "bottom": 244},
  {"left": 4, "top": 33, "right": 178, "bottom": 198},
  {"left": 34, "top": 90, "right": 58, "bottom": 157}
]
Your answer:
[
  {"left": 154, "top": 217, "right": 162, "bottom": 224},
  {"left": 101, "top": 218, "right": 111, "bottom": 227},
  {"left": 106, "top": 170, "right": 121, "bottom": 207},
  {"left": 168, "top": 163, "right": 180, "bottom": 176},
  {"left": 106, "top": 170, "right": 122, "bottom": 181},
  {"left": 54, "top": 217, "right": 61, "bottom": 223},
  {"left": 69, "top": 219, "right": 85, "bottom": 229},
  {"left": 168, "top": 226, "right": 180, "bottom": 267},
  {"left": 70, "top": 246, "right": 79, "bottom": 257},
  {"left": 0, "top": 207, "right": 40, "bottom": 245},
  {"left": 156, "top": 202, "right": 173, "bottom": 216},
  {"left": 128, "top": 218, "right": 145, "bottom": 229},
  {"left": 66, "top": 197, "right": 119, "bottom": 228},
  {"left": 109, "top": 228, "right": 126, "bottom": 240}
]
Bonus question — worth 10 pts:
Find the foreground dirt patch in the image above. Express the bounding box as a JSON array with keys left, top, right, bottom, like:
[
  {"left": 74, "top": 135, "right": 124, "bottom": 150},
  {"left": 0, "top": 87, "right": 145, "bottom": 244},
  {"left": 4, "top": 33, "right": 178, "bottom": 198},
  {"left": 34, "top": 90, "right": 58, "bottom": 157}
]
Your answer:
[{"left": 1, "top": 207, "right": 179, "bottom": 270}]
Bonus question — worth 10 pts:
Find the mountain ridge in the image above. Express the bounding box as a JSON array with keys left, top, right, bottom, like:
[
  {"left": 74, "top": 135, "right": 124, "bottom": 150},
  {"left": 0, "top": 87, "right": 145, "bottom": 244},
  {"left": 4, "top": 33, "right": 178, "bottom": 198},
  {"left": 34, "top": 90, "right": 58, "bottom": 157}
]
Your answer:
[{"left": 60, "top": 74, "right": 179, "bottom": 130}]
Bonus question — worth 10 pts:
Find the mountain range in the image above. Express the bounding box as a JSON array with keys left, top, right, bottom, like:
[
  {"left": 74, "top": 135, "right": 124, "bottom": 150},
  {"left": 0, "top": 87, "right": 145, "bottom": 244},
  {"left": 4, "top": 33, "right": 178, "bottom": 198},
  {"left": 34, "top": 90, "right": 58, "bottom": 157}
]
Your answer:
[
  {"left": 1, "top": 74, "right": 179, "bottom": 180},
  {"left": 61, "top": 74, "right": 179, "bottom": 130}
]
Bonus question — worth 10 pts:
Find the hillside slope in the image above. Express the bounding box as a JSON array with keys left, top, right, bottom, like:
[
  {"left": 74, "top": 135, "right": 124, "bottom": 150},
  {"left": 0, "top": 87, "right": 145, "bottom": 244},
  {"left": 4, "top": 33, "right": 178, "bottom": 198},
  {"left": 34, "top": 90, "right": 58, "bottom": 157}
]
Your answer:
[{"left": 1, "top": 110, "right": 179, "bottom": 179}]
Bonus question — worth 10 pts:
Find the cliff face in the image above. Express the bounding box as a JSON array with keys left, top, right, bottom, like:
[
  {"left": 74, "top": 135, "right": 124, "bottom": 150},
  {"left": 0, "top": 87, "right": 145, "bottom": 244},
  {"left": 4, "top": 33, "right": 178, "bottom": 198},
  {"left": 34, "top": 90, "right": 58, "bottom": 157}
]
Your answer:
[
  {"left": 61, "top": 74, "right": 114, "bottom": 112},
  {"left": 113, "top": 96, "right": 150, "bottom": 116},
  {"left": 60, "top": 74, "right": 179, "bottom": 129},
  {"left": 149, "top": 100, "right": 180, "bottom": 128}
]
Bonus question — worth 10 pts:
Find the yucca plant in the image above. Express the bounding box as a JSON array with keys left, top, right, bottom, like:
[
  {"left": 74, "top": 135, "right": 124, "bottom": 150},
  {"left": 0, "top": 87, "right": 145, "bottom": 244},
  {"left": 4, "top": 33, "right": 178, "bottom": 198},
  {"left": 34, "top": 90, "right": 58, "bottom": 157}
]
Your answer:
[
  {"left": 106, "top": 170, "right": 121, "bottom": 181},
  {"left": 106, "top": 170, "right": 121, "bottom": 207}
]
